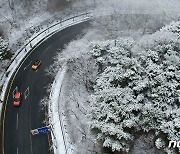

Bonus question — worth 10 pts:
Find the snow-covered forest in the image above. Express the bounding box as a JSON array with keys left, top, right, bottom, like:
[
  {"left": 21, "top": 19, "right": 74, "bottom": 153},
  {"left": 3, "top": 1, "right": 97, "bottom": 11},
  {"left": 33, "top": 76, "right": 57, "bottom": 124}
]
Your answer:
[
  {"left": 1, "top": 0, "right": 180, "bottom": 153},
  {"left": 44, "top": 1, "right": 180, "bottom": 152},
  {"left": 45, "top": 22, "right": 180, "bottom": 154},
  {"left": 41, "top": 1, "right": 180, "bottom": 153},
  {"left": 89, "top": 21, "right": 180, "bottom": 154}
]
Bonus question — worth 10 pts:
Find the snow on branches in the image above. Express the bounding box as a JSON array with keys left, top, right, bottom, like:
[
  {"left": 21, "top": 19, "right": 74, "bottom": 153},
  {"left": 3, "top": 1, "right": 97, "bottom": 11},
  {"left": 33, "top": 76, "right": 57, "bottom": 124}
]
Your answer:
[
  {"left": 0, "top": 37, "right": 10, "bottom": 60},
  {"left": 89, "top": 21, "right": 180, "bottom": 154}
]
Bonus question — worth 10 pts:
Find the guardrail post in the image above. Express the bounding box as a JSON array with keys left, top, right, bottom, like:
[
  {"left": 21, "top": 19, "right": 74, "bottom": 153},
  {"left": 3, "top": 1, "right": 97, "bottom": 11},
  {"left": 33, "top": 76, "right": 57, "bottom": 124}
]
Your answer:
[{"left": 30, "top": 41, "right": 32, "bottom": 48}]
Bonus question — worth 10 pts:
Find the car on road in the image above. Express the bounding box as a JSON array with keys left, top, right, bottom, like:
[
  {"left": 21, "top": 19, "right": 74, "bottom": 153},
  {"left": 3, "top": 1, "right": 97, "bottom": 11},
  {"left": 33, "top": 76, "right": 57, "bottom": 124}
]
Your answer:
[
  {"left": 32, "top": 60, "right": 42, "bottom": 70},
  {"left": 13, "top": 92, "right": 23, "bottom": 106}
]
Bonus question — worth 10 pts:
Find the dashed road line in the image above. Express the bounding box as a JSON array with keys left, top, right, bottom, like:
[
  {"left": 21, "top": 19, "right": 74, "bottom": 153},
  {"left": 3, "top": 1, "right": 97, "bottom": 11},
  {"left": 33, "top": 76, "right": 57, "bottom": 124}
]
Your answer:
[
  {"left": 24, "top": 61, "right": 32, "bottom": 70},
  {"left": 24, "top": 87, "right": 29, "bottom": 100},
  {"left": 16, "top": 113, "right": 18, "bottom": 130}
]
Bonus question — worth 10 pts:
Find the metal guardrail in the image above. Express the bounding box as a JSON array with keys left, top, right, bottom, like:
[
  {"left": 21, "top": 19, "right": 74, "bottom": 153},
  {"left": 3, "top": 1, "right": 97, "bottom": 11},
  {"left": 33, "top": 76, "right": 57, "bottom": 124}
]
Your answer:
[{"left": 8, "top": 12, "right": 92, "bottom": 70}]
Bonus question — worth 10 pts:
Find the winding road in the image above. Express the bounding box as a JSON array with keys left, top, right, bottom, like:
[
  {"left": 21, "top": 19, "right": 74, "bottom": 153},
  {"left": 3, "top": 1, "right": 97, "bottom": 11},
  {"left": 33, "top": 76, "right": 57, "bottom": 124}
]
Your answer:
[{"left": 1, "top": 21, "right": 90, "bottom": 154}]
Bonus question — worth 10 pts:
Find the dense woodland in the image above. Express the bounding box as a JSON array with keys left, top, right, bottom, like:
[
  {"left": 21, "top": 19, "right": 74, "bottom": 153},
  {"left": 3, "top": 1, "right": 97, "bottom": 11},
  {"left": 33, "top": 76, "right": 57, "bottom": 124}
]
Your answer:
[{"left": 89, "top": 21, "right": 180, "bottom": 154}]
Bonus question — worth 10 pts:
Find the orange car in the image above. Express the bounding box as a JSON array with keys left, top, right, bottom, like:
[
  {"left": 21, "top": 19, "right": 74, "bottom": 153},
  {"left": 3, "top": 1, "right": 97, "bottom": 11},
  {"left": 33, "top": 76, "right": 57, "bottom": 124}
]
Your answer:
[
  {"left": 13, "top": 92, "right": 23, "bottom": 107},
  {"left": 32, "top": 60, "right": 42, "bottom": 70}
]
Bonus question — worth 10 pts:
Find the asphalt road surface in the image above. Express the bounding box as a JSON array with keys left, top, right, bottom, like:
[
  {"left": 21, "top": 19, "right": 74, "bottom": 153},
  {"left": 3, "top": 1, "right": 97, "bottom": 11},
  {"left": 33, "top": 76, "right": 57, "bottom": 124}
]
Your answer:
[{"left": 1, "top": 21, "right": 90, "bottom": 154}]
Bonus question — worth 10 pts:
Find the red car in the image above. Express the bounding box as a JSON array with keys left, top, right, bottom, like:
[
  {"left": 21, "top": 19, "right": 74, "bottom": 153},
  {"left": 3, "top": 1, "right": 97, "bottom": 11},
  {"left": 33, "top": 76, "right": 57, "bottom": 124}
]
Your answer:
[{"left": 13, "top": 92, "right": 23, "bottom": 106}]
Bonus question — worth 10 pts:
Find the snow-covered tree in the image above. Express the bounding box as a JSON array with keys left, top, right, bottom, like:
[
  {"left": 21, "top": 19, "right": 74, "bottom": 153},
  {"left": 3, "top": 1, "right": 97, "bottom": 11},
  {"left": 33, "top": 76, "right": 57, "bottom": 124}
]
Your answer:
[
  {"left": 0, "top": 37, "right": 10, "bottom": 60},
  {"left": 89, "top": 21, "right": 180, "bottom": 154}
]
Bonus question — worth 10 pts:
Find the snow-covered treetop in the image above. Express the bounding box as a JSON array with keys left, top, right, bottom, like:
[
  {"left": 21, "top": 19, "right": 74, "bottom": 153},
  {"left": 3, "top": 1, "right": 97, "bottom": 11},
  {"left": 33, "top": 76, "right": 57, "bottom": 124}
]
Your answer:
[
  {"left": 89, "top": 21, "right": 180, "bottom": 154},
  {"left": 160, "top": 21, "right": 180, "bottom": 35},
  {"left": 0, "top": 37, "right": 10, "bottom": 60}
]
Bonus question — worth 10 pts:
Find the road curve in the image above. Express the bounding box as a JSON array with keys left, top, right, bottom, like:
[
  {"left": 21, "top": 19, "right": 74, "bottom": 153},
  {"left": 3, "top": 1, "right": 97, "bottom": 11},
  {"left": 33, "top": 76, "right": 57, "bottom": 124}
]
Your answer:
[{"left": 1, "top": 21, "right": 90, "bottom": 154}]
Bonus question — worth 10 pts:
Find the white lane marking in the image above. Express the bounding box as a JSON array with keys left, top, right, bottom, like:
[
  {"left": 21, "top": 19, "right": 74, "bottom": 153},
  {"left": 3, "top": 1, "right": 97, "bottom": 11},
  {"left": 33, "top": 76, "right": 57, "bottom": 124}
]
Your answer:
[
  {"left": 12, "top": 87, "right": 18, "bottom": 97},
  {"left": 24, "top": 61, "right": 32, "bottom": 70},
  {"left": 16, "top": 113, "right": 18, "bottom": 130},
  {"left": 24, "top": 87, "right": 29, "bottom": 100},
  {"left": 17, "top": 147, "right": 18, "bottom": 154}
]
